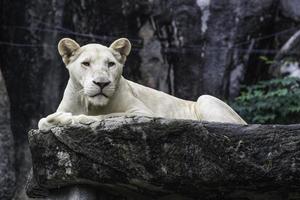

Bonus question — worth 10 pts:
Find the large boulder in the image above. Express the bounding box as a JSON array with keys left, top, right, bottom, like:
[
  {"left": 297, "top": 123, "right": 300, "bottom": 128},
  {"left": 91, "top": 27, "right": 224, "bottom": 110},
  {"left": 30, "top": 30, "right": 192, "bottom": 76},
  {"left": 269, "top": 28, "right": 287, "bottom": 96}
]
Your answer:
[{"left": 27, "top": 116, "right": 300, "bottom": 200}]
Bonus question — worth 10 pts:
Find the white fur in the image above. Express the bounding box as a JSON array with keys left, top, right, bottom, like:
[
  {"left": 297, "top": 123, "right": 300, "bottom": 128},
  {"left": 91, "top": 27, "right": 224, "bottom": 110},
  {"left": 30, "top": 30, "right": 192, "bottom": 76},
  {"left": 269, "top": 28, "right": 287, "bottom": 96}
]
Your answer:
[{"left": 38, "top": 38, "right": 246, "bottom": 131}]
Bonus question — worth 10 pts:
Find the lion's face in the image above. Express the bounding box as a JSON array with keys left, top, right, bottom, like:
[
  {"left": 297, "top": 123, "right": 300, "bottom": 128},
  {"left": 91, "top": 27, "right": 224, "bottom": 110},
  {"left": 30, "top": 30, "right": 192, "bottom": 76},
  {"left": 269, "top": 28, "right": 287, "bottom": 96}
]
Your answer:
[
  {"left": 69, "top": 45, "right": 123, "bottom": 106},
  {"left": 58, "top": 38, "right": 131, "bottom": 106}
]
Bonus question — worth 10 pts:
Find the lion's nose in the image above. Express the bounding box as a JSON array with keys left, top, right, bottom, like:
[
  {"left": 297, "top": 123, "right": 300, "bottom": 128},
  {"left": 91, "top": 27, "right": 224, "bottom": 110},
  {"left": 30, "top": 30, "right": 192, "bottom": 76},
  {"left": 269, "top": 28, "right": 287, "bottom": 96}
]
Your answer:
[{"left": 93, "top": 81, "right": 111, "bottom": 89}]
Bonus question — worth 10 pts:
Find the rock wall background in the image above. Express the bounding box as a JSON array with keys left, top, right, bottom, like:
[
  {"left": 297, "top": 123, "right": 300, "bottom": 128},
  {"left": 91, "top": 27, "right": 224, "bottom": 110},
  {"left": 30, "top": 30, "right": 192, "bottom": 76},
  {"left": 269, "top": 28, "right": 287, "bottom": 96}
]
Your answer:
[{"left": 1, "top": 0, "right": 300, "bottom": 199}]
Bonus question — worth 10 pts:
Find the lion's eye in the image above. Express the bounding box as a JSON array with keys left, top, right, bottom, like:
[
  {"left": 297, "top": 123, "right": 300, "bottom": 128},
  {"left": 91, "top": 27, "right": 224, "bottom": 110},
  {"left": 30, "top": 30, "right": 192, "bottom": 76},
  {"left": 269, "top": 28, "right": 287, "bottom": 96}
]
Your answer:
[
  {"left": 82, "top": 61, "right": 90, "bottom": 67},
  {"left": 108, "top": 61, "right": 115, "bottom": 68}
]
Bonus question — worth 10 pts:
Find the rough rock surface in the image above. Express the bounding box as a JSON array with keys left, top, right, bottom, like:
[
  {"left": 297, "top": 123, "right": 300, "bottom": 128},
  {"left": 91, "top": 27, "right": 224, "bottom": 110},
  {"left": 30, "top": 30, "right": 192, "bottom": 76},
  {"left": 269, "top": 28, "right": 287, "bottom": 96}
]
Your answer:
[
  {"left": 27, "top": 116, "right": 300, "bottom": 200},
  {"left": 0, "top": 70, "right": 15, "bottom": 200}
]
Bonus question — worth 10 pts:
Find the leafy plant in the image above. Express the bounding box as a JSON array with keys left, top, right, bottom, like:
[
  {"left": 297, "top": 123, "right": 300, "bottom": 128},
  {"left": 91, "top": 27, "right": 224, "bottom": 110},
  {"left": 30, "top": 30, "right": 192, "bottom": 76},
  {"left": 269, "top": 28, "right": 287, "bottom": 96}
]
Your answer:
[
  {"left": 259, "top": 56, "right": 275, "bottom": 65},
  {"left": 231, "top": 77, "right": 300, "bottom": 124}
]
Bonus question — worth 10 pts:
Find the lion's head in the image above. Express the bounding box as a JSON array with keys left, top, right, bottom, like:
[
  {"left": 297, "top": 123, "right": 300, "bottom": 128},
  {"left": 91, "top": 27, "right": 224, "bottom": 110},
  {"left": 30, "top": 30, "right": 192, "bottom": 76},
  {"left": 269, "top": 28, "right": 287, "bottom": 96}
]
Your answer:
[{"left": 58, "top": 38, "right": 131, "bottom": 106}]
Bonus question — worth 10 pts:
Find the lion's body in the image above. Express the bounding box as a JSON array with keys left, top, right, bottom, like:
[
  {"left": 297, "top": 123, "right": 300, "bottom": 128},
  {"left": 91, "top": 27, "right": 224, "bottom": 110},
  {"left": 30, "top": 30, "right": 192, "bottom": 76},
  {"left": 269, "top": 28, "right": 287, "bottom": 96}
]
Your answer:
[
  {"left": 38, "top": 38, "right": 246, "bottom": 131},
  {"left": 127, "top": 80, "right": 246, "bottom": 123},
  {"left": 57, "top": 77, "right": 198, "bottom": 119}
]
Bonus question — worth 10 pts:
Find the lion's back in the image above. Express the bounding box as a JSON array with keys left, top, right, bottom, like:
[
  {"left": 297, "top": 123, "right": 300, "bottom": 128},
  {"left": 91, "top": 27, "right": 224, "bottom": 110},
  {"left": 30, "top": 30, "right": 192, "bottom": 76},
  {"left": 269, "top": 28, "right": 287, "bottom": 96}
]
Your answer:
[{"left": 126, "top": 80, "right": 198, "bottom": 120}]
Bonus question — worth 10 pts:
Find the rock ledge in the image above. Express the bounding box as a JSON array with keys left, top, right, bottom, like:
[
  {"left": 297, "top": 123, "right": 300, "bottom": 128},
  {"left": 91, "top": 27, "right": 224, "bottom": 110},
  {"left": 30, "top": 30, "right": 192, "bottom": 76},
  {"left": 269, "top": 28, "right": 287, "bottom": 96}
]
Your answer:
[{"left": 27, "top": 116, "right": 300, "bottom": 200}]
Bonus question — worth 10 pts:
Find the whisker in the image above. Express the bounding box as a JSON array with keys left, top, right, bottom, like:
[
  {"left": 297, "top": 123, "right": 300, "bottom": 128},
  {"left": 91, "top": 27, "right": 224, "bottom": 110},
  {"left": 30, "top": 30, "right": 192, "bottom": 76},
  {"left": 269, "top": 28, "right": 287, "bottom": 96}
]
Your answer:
[{"left": 77, "top": 89, "right": 84, "bottom": 94}]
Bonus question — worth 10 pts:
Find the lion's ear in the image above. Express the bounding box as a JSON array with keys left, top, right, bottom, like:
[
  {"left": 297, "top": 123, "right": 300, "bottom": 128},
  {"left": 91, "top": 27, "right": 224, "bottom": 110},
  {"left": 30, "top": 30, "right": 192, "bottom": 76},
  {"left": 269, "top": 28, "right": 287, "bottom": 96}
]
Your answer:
[
  {"left": 109, "top": 38, "right": 131, "bottom": 63},
  {"left": 58, "top": 38, "right": 80, "bottom": 65}
]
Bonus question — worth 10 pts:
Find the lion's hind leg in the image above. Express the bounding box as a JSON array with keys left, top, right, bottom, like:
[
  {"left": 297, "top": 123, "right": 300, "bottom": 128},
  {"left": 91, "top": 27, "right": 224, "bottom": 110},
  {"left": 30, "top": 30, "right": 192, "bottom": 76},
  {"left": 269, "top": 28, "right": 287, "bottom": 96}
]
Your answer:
[{"left": 196, "top": 95, "right": 247, "bottom": 125}]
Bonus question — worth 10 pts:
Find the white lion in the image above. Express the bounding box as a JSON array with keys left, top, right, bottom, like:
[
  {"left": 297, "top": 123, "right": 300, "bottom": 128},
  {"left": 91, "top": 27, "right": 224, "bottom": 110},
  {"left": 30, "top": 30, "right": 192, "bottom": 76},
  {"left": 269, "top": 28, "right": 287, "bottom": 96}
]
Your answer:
[{"left": 38, "top": 38, "right": 246, "bottom": 131}]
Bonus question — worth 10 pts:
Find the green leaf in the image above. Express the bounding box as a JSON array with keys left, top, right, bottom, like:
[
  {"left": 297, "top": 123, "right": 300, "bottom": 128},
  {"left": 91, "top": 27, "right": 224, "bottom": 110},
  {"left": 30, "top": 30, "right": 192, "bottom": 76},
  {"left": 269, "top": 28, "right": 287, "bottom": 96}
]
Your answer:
[{"left": 231, "top": 77, "right": 300, "bottom": 124}]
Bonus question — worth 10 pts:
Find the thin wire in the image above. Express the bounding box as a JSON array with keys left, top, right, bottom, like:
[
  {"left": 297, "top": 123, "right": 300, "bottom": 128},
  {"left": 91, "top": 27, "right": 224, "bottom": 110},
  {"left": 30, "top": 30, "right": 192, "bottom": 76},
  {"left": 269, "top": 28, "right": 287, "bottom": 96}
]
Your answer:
[
  {"left": 5, "top": 23, "right": 299, "bottom": 47},
  {"left": 2, "top": 24, "right": 299, "bottom": 50},
  {"left": 0, "top": 41, "right": 144, "bottom": 53},
  {"left": 43, "top": 20, "right": 300, "bottom": 47},
  {"left": 32, "top": 19, "right": 129, "bottom": 37},
  {"left": 35, "top": 19, "right": 300, "bottom": 47},
  {"left": 184, "top": 44, "right": 279, "bottom": 54},
  {"left": 2, "top": 25, "right": 114, "bottom": 41},
  {"left": 234, "top": 26, "right": 300, "bottom": 47},
  {"left": 164, "top": 46, "right": 279, "bottom": 54},
  {"left": 1, "top": 23, "right": 300, "bottom": 54},
  {"left": 0, "top": 40, "right": 280, "bottom": 55},
  {"left": 0, "top": 41, "right": 56, "bottom": 48},
  {"left": 1, "top": 25, "right": 142, "bottom": 43},
  {"left": 31, "top": 19, "right": 74, "bottom": 33}
]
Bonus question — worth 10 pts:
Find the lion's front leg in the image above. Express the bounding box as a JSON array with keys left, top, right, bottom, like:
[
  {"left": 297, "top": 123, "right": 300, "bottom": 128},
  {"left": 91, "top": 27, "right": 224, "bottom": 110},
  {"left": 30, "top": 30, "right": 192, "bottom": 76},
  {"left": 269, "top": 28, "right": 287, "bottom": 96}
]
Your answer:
[
  {"left": 38, "top": 112, "right": 74, "bottom": 131},
  {"left": 74, "top": 111, "right": 154, "bottom": 125},
  {"left": 38, "top": 111, "right": 153, "bottom": 131},
  {"left": 38, "top": 113, "right": 106, "bottom": 131},
  {"left": 100, "top": 111, "right": 154, "bottom": 119},
  {"left": 72, "top": 114, "right": 103, "bottom": 125}
]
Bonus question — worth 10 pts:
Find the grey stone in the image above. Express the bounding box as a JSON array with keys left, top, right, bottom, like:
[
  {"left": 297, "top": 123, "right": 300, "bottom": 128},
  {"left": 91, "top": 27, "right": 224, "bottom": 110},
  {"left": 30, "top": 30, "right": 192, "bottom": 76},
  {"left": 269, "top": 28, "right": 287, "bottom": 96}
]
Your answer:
[
  {"left": 270, "top": 30, "right": 300, "bottom": 77},
  {"left": 27, "top": 116, "right": 300, "bottom": 200},
  {"left": 1, "top": 1, "right": 67, "bottom": 199},
  {"left": 0, "top": 69, "right": 15, "bottom": 200},
  {"left": 202, "top": 0, "right": 275, "bottom": 98},
  {"left": 280, "top": 0, "right": 300, "bottom": 21},
  {"left": 47, "top": 186, "right": 98, "bottom": 200}
]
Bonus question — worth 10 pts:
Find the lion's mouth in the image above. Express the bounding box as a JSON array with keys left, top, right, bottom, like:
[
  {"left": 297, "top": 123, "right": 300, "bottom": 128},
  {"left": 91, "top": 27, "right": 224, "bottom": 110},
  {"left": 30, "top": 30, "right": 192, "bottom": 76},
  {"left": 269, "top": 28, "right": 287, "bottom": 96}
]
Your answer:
[{"left": 90, "top": 92, "right": 108, "bottom": 98}]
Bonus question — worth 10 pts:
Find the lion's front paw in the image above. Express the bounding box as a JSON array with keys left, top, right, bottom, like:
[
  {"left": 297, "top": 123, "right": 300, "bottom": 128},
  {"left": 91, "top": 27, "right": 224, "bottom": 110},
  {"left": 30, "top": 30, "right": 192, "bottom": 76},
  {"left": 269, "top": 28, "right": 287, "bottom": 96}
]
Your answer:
[
  {"left": 73, "top": 115, "right": 99, "bottom": 125},
  {"left": 38, "top": 118, "right": 53, "bottom": 131},
  {"left": 38, "top": 112, "right": 73, "bottom": 131}
]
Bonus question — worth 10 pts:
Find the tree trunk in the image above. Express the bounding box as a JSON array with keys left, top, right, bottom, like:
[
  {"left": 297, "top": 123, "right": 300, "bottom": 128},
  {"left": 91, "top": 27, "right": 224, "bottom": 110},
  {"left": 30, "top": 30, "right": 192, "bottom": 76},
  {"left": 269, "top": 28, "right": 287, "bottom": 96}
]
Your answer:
[{"left": 0, "top": 69, "right": 15, "bottom": 200}]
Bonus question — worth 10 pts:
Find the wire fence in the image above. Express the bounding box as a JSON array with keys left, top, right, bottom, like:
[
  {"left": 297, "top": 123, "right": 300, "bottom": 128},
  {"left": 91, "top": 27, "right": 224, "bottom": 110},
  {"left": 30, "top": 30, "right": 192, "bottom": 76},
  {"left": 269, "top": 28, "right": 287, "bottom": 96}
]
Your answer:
[{"left": 1, "top": 23, "right": 299, "bottom": 55}]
